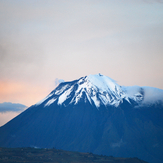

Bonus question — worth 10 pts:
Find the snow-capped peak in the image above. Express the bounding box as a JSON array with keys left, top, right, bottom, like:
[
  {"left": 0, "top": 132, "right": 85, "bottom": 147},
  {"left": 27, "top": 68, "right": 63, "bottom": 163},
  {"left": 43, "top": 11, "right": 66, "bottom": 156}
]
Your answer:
[
  {"left": 36, "top": 74, "right": 126, "bottom": 108},
  {"left": 86, "top": 74, "right": 123, "bottom": 97},
  {"left": 74, "top": 74, "right": 126, "bottom": 107},
  {"left": 35, "top": 74, "right": 163, "bottom": 108}
]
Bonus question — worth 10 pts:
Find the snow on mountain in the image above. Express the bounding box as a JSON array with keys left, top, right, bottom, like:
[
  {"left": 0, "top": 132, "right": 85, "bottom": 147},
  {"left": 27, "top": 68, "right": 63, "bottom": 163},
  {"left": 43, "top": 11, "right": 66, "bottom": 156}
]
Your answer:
[
  {"left": 36, "top": 93, "right": 53, "bottom": 105},
  {"left": 72, "top": 74, "right": 127, "bottom": 107},
  {"left": 122, "top": 86, "right": 144, "bottom": 103},
  {"left": 35, "top": 74, "right": 163, "bottom": 108}
]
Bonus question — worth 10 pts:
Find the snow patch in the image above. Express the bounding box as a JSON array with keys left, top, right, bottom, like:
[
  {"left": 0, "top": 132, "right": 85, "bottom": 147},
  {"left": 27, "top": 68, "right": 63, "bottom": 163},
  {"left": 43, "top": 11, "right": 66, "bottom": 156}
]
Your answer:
[
  {"left": 91, "top": 95, "right": 100, "bottom": 107},
  {"left": 44, "top": 98, "right": 57, "bottom": 107},
  {"left": 87, "top": 74, "right": 117, "bottom": 92},
  {"left": 35, "top": 93, "right": 53, "bottom": 105},
  {"left": 55, "top": 84, "right": 69, "bottom": 95},
  {"left": 58, "top": 86, "right": 74, "bottom": 105}
]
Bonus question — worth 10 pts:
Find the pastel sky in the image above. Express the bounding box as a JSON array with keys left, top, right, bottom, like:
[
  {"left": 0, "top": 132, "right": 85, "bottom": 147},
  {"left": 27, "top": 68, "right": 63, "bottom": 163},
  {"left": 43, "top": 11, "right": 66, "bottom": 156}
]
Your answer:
[{"left": 0, "top": 0, "right": 163, "bottom": 108}]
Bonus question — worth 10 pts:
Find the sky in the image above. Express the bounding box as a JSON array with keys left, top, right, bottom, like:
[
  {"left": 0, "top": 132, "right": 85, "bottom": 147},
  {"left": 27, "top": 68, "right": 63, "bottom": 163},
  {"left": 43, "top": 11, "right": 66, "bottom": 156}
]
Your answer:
[{"left": 0, "top": 0, "right": 163, "bottom": 124}]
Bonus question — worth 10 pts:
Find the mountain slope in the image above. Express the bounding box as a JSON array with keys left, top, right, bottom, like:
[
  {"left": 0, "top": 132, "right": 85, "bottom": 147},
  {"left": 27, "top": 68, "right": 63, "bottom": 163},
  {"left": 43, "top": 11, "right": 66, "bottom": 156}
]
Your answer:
[{"left": 0, "top": 74, "right": 163, "bottom": 163}]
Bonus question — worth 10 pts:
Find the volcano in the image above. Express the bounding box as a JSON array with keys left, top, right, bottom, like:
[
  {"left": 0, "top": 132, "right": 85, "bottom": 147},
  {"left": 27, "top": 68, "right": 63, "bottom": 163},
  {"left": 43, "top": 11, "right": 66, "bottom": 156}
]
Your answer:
[{"left": 0, "top": 74, "right": 163, "bottom": 163}]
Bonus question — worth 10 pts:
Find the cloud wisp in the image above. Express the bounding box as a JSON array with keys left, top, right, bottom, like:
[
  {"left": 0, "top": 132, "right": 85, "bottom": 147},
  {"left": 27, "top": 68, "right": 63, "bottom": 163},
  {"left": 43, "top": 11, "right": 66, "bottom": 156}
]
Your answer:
[
  {"left": 0, "top": 102, "right": 28, "bottom": 126},
  {"left": 54, "top": 78, "right": 65, "bottom": 87},
  {"left": 0, "top": 102, "right": 27, "bottom": 113}
]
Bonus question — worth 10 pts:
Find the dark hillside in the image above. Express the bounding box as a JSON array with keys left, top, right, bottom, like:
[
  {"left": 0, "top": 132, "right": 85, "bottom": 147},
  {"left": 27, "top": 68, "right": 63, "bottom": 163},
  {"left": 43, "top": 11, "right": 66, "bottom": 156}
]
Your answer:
[{"left": 0, "top": 147, "right": 148, "bottom": 163}]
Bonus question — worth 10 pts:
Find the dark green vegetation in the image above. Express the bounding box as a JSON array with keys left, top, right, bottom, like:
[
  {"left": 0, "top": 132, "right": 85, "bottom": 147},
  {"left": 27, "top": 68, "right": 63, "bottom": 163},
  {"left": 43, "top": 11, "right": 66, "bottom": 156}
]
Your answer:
[{"left": 0, "top": 147, "right": 147, "bottom": 163}]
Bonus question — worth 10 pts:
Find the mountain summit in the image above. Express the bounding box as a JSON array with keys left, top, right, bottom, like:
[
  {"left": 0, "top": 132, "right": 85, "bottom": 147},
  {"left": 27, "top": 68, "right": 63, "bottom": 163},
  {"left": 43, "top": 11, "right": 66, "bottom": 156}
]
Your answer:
[
  {"left": 36, "top": 74, "right": 126, "bottom": 108},
  {"left": 0, "top": 74, "right": 163, "bottom": 163},
  {"left": 36, "top": 74, "right": 163, "bottom": 108}
]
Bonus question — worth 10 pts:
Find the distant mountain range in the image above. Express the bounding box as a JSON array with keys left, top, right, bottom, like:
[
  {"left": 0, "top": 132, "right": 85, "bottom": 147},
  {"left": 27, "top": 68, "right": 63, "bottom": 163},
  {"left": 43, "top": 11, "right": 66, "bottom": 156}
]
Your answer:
[{"left": 0, "top": 74, "right": 163, "bottom": 163}]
